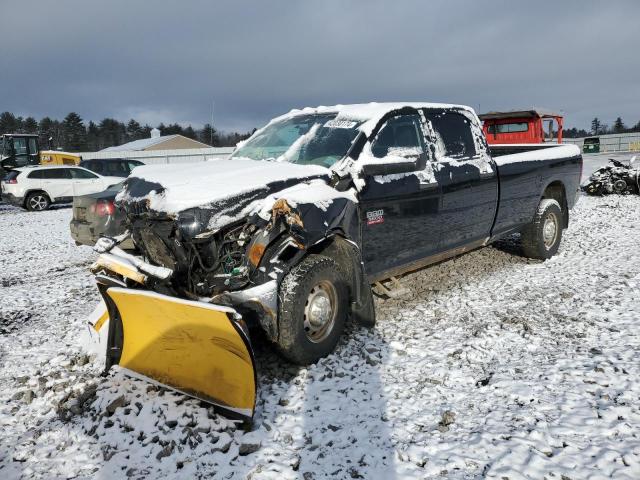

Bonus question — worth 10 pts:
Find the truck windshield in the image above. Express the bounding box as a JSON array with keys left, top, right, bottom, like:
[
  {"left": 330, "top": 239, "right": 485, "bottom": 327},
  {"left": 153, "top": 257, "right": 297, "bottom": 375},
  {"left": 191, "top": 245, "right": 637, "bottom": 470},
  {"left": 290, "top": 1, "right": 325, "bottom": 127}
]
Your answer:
[{"left": 231, "top": 113, "right": 362, "bottom": 167}]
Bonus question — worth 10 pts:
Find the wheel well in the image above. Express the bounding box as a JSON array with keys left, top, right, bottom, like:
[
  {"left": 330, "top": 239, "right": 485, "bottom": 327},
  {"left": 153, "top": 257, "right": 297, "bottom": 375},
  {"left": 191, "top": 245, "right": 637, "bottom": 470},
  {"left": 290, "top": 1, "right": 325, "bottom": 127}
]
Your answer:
[
  {"left": 542, "top": 181, "right": 568, "bottom": 228},
  {"left": 308, "top": 235, "right": 361, "bottom": 297},
  {"left": 23, "top": 189, "right": 50, "bottom": 208}
]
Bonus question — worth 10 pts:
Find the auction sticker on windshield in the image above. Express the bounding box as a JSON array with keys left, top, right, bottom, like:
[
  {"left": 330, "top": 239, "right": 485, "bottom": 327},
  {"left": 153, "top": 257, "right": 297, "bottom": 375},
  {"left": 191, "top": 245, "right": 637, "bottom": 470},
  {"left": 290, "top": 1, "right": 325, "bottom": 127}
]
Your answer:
[{"left": 324, "top": 119, "right": 358, "bottom": 129}]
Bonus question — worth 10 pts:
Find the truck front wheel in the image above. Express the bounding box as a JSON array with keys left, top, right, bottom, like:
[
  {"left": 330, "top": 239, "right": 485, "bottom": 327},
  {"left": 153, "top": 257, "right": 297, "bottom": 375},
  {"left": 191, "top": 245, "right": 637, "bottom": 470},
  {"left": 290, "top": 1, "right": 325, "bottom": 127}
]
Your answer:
[
  {"left": 521, "top": 198, "right": 563, "bottom": 260},
  {"left": 277, "top": 255, "right": 348, "bottom": 365}
]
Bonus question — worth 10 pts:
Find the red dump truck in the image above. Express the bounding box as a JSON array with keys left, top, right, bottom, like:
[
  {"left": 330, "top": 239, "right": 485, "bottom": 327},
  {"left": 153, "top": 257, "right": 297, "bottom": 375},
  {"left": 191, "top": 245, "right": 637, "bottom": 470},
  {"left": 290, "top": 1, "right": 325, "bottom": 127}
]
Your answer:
[{"left": 480, "top": 109, "right": 564, "bottom": 145}]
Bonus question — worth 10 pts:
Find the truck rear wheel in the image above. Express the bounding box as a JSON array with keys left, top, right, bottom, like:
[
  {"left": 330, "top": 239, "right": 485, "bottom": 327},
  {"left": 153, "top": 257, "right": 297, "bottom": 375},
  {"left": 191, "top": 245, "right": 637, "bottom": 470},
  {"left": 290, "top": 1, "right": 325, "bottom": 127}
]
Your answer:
[
  {"left": 521, "top": 199, "right": 563, "bottom": 260},
  {"left": 277, "top": 255, "right": 348, "bottom": 365}
]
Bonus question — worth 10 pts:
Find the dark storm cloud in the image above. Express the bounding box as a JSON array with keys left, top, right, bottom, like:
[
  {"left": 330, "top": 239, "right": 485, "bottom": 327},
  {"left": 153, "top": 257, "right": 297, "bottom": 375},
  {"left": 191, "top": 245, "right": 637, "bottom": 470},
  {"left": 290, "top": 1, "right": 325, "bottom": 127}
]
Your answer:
[{"left": 1, "top": 0, "right": 639, "bottom": 131}]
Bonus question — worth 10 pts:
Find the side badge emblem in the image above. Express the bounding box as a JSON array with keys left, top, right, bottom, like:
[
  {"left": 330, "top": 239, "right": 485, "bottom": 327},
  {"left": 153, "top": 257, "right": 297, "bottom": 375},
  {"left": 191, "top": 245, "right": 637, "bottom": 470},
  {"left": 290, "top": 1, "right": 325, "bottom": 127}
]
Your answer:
[{"left": 366, "top": 209, "right": 384, "bottom": 225}]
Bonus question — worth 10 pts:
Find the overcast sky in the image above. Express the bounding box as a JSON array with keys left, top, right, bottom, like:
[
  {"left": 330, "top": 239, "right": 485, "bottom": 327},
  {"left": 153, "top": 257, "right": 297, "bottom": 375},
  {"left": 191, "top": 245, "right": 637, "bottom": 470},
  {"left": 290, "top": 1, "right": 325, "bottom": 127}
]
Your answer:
[{"left": 1, "top": 0, "right": 638, "bottom": 132}]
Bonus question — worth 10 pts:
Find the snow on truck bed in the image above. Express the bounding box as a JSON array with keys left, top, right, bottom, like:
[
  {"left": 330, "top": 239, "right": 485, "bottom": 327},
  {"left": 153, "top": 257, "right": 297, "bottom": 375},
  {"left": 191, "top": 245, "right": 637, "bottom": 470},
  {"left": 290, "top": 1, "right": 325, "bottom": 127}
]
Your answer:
[
  {"left": 2, "top": 194, "right": 640, "bottom": 479},
  {"left": 492, "top": 144, "right": 581, "bottom": 166}
]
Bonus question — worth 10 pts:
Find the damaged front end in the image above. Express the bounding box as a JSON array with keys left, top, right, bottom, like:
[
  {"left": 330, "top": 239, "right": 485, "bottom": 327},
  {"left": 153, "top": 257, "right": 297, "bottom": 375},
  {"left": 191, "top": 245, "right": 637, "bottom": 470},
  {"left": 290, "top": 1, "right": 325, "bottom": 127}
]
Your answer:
[{"left": 87, "top": 173, "right": 359, "bottom": 422}]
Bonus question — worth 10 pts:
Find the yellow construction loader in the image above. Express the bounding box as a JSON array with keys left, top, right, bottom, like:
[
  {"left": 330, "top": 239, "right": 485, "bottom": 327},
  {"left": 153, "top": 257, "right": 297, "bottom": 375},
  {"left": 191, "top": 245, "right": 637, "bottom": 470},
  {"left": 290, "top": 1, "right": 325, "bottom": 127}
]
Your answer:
[
  {"left": 1, "top": 134, "right": 81, "bottom": 176},
  {"left": 40, "top": 150, "right": 81, "bottom": 166}
]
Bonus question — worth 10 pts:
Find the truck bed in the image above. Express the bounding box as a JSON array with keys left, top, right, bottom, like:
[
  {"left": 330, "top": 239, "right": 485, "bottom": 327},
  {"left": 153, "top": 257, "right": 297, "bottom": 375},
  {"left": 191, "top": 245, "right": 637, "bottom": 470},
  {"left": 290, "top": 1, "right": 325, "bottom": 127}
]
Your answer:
[{"left": 488, "top": 144, "right": 582, "bottom": 238}]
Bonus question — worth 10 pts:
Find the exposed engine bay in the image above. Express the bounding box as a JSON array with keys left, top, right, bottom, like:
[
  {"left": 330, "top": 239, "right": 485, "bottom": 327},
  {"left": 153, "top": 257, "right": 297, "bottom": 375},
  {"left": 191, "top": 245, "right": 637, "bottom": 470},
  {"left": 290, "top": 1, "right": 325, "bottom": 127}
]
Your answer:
[{"left": 130, "top": 214, "right": 256, "bottom": 298}]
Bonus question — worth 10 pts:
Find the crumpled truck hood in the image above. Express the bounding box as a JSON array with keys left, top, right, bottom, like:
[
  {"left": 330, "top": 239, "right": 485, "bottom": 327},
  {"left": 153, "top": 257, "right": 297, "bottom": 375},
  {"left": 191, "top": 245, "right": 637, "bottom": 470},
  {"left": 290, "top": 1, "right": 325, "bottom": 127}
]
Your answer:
[{"left": 118, "top": 158, "right": 331, "bottom": 217}]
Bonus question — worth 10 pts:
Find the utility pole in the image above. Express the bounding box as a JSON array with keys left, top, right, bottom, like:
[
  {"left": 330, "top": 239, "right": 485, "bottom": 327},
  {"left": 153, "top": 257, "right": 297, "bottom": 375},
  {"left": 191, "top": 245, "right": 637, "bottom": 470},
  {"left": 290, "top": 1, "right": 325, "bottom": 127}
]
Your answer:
[{"left": 214, "top": 100, "right": 215, "bottom": 147}]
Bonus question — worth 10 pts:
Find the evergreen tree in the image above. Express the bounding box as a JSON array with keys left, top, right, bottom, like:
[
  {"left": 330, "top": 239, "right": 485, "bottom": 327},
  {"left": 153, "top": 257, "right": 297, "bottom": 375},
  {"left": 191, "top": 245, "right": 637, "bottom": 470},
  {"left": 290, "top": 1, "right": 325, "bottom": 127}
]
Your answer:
[
  {"left": 0, "top": 111, "right": 19, "bottom": 133},
  {"left": 141, "top": 124, "right": 152, "bottom": 138},
  {"left": 199, "top": 123, "right": 218, "bottom": 146},
  {"left": 38, "top": 117, "right": 62, "bottom": 149},
  {"left": 183, "top": 125, "right": 197, "bottom": 140},
  {"left": 23, "top": 117, "right": 38, "bottom": 134},
  {"left": 62, "top": 112, "right": 87, "bottom": 151},
  {"left": 613, "top": 117, "right": 625, "bottom": 133},
  {"left": 98, "top": 118, "right": 127, "bottom": 149},
  {"left": 86, "top": 121, "right": 100, "bottom": 151},
  {"left": 591, "top": 117, "right": 601, "bottom": 135},
  {"left": 126, "top": 119, "right": 144, "bottom": 140},
  {"left": 14, "top": 116, "right": 25, "bottom": 133},
  {"left": 161, "top": 123, "right": 184, "bottom": 136}
]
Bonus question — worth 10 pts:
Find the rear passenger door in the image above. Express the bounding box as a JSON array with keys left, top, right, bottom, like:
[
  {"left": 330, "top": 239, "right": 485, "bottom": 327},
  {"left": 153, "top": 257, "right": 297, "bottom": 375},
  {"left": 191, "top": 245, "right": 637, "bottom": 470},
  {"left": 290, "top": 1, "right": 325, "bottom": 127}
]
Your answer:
[
  {"left": 424, "top": 109, "right": 498, "bottom": 250},
  {"left": 41, "top": 168, "right": 73, "bottom": 200},
  {"left": 359, "top": 112, "right": 441, "bottom": 277}
]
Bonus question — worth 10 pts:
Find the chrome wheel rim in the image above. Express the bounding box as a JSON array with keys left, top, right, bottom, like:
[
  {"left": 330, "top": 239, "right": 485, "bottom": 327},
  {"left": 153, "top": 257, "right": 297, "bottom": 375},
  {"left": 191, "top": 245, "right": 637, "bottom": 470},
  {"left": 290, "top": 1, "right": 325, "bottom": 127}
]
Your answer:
[
  {"left": 29, "top": 195, "right": 48, "bottom": 211},
  {"left": 543, "top": 212, "right": 558, "bottom": 249},
  {"left": 303, "top": 280, "right": 337, "bottom": 343}
]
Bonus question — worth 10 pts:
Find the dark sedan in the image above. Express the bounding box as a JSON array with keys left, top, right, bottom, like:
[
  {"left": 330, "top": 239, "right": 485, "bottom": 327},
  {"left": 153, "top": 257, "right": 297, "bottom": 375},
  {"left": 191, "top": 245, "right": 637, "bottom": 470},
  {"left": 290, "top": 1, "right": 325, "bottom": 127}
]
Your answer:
[{"left": 70, "top": 183, "right": 134, "bottom": 249}]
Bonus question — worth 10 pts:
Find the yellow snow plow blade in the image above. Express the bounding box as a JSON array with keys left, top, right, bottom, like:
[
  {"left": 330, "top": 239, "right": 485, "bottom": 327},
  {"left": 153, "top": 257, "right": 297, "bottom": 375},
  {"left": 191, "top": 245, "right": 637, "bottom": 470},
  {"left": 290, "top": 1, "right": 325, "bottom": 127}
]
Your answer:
[{"left": 103, "top": 287, "right": 256, "bottom": 420}]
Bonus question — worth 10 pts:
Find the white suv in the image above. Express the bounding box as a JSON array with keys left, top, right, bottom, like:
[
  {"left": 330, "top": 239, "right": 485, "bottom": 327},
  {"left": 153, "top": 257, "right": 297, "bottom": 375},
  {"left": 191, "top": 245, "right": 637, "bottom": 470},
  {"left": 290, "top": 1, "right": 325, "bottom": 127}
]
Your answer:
[{"left": 1, "top": 166, "right": 122, "bottom": 211}]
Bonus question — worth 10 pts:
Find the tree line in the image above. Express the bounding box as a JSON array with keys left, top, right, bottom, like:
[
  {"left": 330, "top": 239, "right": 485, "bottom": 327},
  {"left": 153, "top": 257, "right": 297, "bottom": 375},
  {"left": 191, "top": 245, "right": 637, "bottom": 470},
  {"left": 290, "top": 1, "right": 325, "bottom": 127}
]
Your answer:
[
  {"left": 564, "top": 116, "right": 640, "bottom": 138},
  {"left": 4, "top": 110, "right": 637, "bottom": 147},
  {"left": 0, "top": 111, "right": 255, "bottom": 152}
]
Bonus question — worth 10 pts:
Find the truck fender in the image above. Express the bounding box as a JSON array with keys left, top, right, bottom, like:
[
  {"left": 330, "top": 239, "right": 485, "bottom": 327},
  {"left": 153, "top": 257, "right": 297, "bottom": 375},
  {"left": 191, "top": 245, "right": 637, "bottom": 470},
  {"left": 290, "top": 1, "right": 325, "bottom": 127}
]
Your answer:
[{"left": 308, "top": 235, "right": 376, "bottom": 328}]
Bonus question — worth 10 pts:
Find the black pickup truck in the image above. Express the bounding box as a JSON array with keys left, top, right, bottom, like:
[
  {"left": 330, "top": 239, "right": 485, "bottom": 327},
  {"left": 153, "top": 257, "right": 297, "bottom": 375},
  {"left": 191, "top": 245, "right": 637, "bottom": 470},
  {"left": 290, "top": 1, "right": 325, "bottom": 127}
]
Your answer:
[{"left": 89, "top": 103, "right": 582, "bottom": 419}]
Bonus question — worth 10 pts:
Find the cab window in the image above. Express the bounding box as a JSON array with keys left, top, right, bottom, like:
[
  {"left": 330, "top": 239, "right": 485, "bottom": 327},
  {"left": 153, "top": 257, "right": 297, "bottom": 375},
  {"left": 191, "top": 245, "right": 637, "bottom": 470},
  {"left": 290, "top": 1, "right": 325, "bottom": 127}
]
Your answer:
[
  {"left": 28, "top": 138, "right": 38, "bottom": 155},
  {"left": 371, "top": 114, "right": 424, "bottom": 158},
  {"left": 488, "top": 122, "right": 528, "bottom": 134},
  {"left": 70, "top": 168, "right": 98, "bottom": 179},
  {"left": 425, "top": 109, "right": 477, "bottom": 159},
  {"left": 13, "top": 138, "right": 27, "bottom": 156}
]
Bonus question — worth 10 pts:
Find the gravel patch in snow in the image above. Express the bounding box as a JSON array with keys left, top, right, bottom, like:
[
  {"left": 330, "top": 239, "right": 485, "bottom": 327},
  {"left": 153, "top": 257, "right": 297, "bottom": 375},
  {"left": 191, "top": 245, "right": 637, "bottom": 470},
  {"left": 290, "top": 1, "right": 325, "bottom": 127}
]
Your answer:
[{"left": 1, "top": 195, "right": 640, "bottom": 479}]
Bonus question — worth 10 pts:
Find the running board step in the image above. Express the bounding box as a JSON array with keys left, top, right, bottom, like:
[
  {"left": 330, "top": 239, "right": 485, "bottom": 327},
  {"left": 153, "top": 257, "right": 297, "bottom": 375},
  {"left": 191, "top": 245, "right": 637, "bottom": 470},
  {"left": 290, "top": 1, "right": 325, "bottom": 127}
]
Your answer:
[{"left": 373, "top": 277, "right": 410, "bottom": 299}]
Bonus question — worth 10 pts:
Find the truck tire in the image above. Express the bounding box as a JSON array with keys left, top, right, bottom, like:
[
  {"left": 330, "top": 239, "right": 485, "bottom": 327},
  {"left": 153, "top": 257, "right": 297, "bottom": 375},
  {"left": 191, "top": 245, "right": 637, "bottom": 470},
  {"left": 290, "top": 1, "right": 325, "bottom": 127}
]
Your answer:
[
  {"left": 277, "top": 255, "right": 348, "bottom": 365},
  {"left": 25, "top": 192, "right": 51, "bottom": 211},
  {"left": 521, "top": 199, "right": 563, "bottom": 260}
]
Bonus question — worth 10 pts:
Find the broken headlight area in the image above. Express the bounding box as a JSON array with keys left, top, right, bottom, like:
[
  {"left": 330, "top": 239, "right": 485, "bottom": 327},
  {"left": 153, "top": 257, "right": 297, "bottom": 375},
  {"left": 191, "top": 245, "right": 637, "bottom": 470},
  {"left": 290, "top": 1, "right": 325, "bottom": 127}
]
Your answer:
[
  {"left": 128, "top": 196, "right": 318, "bottom": 293},
  {"left": 128, "top": 213, "right": 264, "bottom": 299}
]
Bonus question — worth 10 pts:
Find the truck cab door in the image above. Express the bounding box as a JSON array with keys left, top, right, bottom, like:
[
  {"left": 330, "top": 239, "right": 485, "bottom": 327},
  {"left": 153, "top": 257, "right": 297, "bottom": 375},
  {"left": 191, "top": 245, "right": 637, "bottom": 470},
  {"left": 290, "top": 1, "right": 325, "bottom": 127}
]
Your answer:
[
  {"left": 11, "top": 137, "right": 30, "bottom": 167},
  {"left": 358, "top": 112, "right": 441, "bottom": 278},
  {"left": 424, "top": 109, "right": 498, "bottom": 251},
  {"left": 27, "top": 137, "right": 39, "bottom": 166}
]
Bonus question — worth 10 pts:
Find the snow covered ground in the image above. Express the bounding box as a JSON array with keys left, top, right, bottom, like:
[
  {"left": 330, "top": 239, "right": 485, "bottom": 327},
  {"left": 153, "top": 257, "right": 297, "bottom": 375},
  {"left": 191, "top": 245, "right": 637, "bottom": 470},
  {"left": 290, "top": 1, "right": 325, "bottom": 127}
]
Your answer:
[{"left": 1, "top": 190, "right": 640, "bottom": 479}]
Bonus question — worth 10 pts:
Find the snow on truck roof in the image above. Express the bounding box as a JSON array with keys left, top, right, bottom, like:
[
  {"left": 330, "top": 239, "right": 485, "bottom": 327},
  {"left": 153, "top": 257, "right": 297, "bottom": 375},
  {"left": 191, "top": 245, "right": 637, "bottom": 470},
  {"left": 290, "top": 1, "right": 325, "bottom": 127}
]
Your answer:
[{"left": 268, "top": 102, "right": 477, "bottom": 136}]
